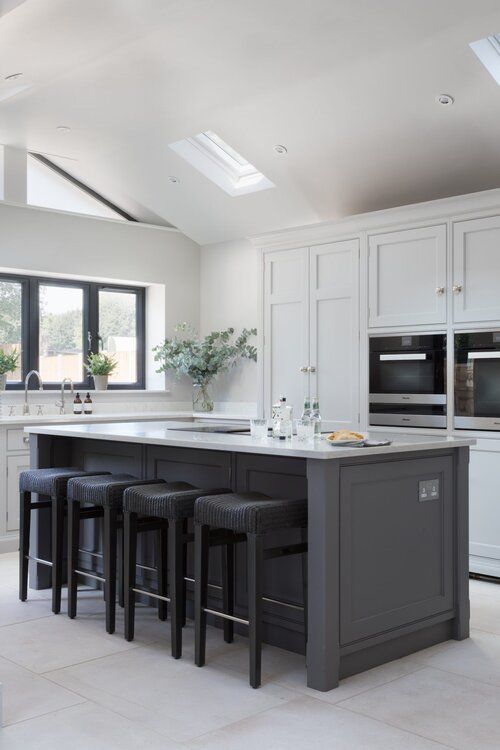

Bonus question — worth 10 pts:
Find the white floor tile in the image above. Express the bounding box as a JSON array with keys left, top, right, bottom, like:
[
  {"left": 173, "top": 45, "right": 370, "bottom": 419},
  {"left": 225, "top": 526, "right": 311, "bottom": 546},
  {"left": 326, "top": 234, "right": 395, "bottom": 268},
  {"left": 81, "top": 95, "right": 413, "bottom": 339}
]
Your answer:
[
  {"left": 470, "top": 592, "right": 500, "bottom": 635},
  {"left": 46, "top": 642, "right": 297, "bottom": 742},
  {"left": 185, "top": 695, "right": 449, "bottom": 749},
  {"left": 0, "top": 655, "right": 85, "bottom": 726},
  {"left": 0, "top": 614, "right": 141, "bottom": 673},
  {"left": 338, "top": 666, "right": 500, "bottom": 750},
  {"left": 0, "top": 702, "right": 182, "bottom": 749},
  {"left": 412, "top": 628, "right": 500, "bottom": 688},
  {"left": 0, "top": 588, "right": 54, "bottom": 627}
]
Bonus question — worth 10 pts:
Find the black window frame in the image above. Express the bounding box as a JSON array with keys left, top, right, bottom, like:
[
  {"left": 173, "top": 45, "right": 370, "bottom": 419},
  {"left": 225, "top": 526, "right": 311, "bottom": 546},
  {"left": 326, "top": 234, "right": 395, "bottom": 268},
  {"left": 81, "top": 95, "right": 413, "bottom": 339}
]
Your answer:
[{"left": 0, "top": 272, "right": 145, "bottom": 390}]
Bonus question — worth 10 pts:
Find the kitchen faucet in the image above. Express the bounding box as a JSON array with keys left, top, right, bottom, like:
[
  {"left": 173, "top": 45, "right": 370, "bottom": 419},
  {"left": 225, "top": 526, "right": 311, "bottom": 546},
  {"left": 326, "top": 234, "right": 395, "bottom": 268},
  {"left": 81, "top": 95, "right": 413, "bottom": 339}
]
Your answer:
[
  {"left": 55, "top": 378, "right": 74, "bottom": 415},
  {"left": 23, "top": 370, "right": 44, "bottom": 416}
]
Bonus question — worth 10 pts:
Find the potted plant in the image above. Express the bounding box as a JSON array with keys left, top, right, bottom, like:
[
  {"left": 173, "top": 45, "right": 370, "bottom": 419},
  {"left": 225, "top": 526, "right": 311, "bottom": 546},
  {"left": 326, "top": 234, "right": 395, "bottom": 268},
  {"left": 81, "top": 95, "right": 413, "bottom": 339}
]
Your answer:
[
  {"left": 153, "top": 324, "right": 257, "bottom": 412},
  {"left": 0, "top": 348, "right": 20, "bottom": 390},
  {"left": 85, "top": 352, "right": 118, "bottom": 391}
]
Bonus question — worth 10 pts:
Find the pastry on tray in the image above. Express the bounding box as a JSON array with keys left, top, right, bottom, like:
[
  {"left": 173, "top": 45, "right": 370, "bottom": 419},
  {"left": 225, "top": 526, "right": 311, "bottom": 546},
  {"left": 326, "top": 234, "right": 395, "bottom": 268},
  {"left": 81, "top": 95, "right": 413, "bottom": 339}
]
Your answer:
[{"left": 326, "top": 430, "right": 364, "bottom": 442}]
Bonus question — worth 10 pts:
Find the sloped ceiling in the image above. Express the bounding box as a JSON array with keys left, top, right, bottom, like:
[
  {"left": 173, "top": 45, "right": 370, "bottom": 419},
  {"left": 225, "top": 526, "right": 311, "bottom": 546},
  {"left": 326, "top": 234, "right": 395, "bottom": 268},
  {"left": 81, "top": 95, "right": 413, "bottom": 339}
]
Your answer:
[{"left": 1, "top": 0, "right": 500, "bottom": 244}]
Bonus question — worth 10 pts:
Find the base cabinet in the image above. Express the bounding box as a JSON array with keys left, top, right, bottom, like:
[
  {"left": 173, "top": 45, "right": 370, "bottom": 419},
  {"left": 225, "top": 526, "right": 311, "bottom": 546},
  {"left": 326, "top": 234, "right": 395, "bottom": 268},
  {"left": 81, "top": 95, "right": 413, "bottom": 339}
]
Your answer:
[
  {"left": 469, "top": 443, "right": 500, "bottom": 577},
  {"left": 7, "top": 453, "right": 30, "bottom": 532}
]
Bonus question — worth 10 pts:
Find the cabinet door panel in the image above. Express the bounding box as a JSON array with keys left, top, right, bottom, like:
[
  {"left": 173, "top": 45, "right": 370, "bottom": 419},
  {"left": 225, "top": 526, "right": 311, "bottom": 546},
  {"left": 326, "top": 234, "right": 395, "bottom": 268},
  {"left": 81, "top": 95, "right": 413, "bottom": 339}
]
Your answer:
[
  {"left": 310, "top": 239, "right": 359, "bottom": 430},
  {"left": 7, "top": 453, "right": 30, "bottom": 532},
  {"left": 469, "top": 446, "right": 500, "bottom": 576},
  {"left": 453, "top": 215, "right": 500, "bottom": 322},
  {"left": 369, "top": 225, "right": 447, "bottom": 327},
  {"left": 264, "top": 248, "right": 309, "bottom": 418}
]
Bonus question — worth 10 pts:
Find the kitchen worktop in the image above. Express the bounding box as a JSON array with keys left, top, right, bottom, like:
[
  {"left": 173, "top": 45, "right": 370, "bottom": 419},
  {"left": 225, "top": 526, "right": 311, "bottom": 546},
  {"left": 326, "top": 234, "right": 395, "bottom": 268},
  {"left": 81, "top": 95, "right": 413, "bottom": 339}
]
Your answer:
[{"left": 24, "top": 420, "right": 475, "bottom": 459}]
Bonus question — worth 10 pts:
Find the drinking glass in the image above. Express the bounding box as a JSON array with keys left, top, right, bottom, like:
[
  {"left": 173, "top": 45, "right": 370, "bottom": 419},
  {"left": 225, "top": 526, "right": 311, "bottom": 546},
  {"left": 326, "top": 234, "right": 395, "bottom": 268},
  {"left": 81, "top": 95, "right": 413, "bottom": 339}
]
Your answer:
[
  {"left": 251, "top": 418, "right": 268, "bottom": 439},
  {"left": 295, "top": 417, "right": 315, "bottom": 442}
]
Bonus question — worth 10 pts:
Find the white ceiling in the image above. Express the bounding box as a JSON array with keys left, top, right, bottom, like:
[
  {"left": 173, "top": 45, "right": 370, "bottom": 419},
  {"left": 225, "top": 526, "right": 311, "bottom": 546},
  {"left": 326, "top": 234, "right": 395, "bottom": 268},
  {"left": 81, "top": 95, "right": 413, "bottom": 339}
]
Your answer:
[{"left": 1, "top": 0, "right": 500, "bottom": 245}]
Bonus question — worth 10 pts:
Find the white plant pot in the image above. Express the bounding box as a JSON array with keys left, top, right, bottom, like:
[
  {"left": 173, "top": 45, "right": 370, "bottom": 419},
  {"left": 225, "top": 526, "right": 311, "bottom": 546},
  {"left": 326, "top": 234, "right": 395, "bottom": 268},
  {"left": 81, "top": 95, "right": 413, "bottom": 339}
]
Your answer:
[
  {"left": 93, "top": 374, "right": 109, "bottom": 391},
  {"left": 0, "top": 373, "right": 6, "bottom": 391}
]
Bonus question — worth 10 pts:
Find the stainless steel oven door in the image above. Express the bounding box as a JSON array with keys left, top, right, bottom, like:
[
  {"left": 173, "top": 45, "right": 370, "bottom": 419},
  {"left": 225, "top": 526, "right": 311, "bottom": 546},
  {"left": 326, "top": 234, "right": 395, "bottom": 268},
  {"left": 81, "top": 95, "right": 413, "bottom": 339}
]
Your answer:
[{"left": 455, "top": 349, "right": 500, "bottom": 430}]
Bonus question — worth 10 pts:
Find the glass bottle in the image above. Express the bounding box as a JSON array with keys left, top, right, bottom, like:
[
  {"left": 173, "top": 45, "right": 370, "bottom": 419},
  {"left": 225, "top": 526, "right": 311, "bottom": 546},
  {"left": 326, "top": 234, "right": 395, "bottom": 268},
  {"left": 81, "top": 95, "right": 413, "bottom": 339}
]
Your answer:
[
  {"left": 301, "top": 397, "right": 311, "bottom": 420},
  {"left": 311, "top": 396, "right": 322, "bottom": 438}
]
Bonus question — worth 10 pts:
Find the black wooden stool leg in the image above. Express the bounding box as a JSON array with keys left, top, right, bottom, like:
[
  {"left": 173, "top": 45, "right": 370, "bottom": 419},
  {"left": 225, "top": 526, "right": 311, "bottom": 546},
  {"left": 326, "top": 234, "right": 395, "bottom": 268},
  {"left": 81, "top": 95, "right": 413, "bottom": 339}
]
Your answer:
[
  {"left": 19, "top": 491, "right": 30, "bottom": 601},
  {"left": 124, "top": 511, "right": 137, "bottom": 641},
  {"left": 104, "top": 507, "right": 118, "bottom": 634},
  {"left": 194, "top": 522, "right": 209, "bottom": 667},
  {"left": 182, "top": 518, "right": 188, "bottom": 627},
  {"left": 222, "top": 542, "right": 234, "bottom": 643},
  {"left": 247, "top": 533, "right": 264, "bottom": 689},
  {"left": 157, "top": 527, "right": 168, "bottom": 621},
  {"left": 51, "top": 496, "right": 65, "bottom": 614},
  {"left": 67, "top": 500, "right": 80, "bottom": 619},
  {"left": 117, "top": 526, "right": 124, "bottom": 609},
  {"left": 169, "top": 519, "right": 184, "bottom": 659}
]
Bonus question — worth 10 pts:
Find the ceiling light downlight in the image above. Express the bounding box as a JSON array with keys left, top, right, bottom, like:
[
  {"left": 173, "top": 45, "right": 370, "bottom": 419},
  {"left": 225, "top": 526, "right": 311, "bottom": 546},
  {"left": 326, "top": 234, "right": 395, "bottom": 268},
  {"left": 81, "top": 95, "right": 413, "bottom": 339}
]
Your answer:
[
  {"left": 56, "top": 125, "right": 71, "bottom": 133},
  {"left": 436, "top": 94, "right": 454, "bottom": 106},
  {"left": 169, "top": 131, "right": 274, "bottom": 197},
  {"left": 273, "top": 144, "right": 288, "bottom": 154},
  {"left": 168, "top": 175, "right": 180, "bottom": 184}
]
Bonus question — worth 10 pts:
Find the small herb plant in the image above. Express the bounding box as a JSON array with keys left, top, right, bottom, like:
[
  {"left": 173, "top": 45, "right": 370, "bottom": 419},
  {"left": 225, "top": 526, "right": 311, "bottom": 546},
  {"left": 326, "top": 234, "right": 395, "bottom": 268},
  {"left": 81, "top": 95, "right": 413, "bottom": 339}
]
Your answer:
[
  {"left": 84, "top": 352, "right": 118, "bottom": 376},
  {"left": 153, "top": 324, "right": 257, "bottom": 384},
  {"left": 0, "top": 348, "right": 19, "bottom": 375}
]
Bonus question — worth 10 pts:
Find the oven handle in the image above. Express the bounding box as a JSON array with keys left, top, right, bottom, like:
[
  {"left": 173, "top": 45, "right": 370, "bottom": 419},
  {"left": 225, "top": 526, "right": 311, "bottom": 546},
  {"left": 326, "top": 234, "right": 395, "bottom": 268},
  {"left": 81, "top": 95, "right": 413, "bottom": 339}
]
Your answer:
[
  {"left": 467, "top": 351, "right": 500, "bottom": 360},
  {"left": 379, "top": 353, "right": 428, "bottom": 361}
]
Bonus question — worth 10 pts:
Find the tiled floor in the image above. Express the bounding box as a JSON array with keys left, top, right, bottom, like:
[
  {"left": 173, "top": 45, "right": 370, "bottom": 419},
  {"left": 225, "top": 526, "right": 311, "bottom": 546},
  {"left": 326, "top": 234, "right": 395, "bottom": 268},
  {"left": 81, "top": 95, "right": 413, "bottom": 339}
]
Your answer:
[{"left": 0, "top": 552, "right": 500, "bottom": 749}]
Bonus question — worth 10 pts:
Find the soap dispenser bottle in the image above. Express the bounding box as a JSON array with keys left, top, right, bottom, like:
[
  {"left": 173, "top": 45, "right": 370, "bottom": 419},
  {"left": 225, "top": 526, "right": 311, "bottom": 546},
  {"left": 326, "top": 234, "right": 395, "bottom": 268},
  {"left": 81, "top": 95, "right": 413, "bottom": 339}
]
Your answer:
[
  {"left": 84, "top": 393, "right": 93, "bottom": 415},
  {"left": 73, "top": 393, "right": 83, "bottom": 415}
]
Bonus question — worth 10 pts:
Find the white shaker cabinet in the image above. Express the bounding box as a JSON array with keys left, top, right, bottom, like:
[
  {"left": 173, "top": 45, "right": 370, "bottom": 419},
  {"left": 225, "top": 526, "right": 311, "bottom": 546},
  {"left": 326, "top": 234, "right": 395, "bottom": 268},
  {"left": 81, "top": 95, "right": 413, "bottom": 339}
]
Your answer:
[
  {"left": 263, "top": 239, "right": 360, "bottom": 430},
  {"left": 469, "top": 442, "right": 500, "bottom": 578},
  {"left": 7, "top": 453, "right": 30, "bottom": 532},
  {"left": 263, "top": 248, "right": 310, "bottom": 418},
  {"left": 368, "top": 225, "right": 447, "bottom": 327},
  {"left": 453, "top": 215, "right": 500, "bottom": 323},
  {"left": 309, "top": 240, "right": 359, "bottom": 430}
]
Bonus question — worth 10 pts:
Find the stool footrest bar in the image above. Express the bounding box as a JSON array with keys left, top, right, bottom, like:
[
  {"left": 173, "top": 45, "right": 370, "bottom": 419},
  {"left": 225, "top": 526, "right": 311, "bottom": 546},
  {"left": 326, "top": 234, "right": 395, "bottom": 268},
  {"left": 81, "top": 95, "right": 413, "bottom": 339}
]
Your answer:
[
  {"left": 75, "top": 569, "right": 105, "bottom": 583},
  {"left": 132, "top": 587, "right": 170, "bottom": 603},
  {"left": 28, "top": 556, "right": 53, "bottom": 567},
  {"left": 203, "top": 607, "right": 249, "bottom": 626}
]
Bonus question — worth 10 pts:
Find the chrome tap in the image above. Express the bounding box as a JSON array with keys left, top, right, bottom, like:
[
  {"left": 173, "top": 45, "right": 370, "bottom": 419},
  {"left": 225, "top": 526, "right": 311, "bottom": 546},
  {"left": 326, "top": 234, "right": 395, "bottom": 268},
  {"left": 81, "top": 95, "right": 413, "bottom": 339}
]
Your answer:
[
  {"left": 55, "top": 378, "right": 74, "bottom": 415},
  {"left": 23, "top": 370, "right": 44, "bottom": 416}
]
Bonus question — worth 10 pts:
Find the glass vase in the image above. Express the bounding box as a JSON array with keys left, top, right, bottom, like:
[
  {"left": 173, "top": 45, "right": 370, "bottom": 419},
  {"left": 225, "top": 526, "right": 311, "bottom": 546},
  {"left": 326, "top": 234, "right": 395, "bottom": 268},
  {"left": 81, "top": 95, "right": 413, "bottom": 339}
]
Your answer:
[{"left": 192, "top": 382, "right": 214, "bottom": 413}]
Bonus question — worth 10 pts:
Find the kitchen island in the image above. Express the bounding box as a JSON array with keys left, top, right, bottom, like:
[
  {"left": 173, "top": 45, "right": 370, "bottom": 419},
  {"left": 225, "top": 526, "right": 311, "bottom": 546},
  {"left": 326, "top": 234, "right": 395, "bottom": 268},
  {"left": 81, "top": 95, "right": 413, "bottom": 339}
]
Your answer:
[{"left": 24, "top": 420, "right": 474, "bottom": 691}]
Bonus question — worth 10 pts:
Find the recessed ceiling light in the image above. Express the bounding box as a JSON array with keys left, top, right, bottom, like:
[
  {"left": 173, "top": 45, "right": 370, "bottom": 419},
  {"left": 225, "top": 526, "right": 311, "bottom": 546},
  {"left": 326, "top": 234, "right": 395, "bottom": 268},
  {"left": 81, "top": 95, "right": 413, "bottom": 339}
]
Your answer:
[
  {"left": 435, "top": 94, "right": 454, "bottom": 106},
  {"left": 4, "top": 72, "right": 23, "bottom": 81},
  {"left": 56, "top": 125, "right": 71, "bottom": 133},
  {"left": 273, "top": 144, "right": 288, "bottom": 154},
  {"left": 168, "top": 175, "right": 180, "bottom": 183}
]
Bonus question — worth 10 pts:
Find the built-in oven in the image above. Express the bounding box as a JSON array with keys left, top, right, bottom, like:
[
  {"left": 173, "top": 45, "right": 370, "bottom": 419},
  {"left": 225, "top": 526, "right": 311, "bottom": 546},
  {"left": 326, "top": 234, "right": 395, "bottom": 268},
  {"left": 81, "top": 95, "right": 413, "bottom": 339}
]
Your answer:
[
  {"left": 455, "top": 331, "right": 500, "bottom": 430},
  {"left": 369, "top": 334, "right": 447, "bottom": 428}
]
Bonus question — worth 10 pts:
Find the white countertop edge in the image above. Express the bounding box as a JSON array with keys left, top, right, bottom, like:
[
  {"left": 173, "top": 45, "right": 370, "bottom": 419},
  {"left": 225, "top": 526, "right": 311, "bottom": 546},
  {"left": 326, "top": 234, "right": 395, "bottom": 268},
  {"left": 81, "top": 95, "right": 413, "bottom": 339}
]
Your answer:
[
  {"left": 0, "top": 411, "right": 251, "bottom": 426},
  {"left": 23, "top": 422, "right": 476, "bottom": 460}
]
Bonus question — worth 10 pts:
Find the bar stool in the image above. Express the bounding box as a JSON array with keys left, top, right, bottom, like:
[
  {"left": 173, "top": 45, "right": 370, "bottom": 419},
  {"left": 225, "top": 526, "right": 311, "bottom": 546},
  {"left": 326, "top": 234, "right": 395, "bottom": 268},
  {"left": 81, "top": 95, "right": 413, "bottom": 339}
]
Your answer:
[
  {"left": 19, "top": 468, "right": 109, "bottom": 613},
  {"left": 194, "top": 492, "right": 308, "bottom": 688},
  {"left": 66, "top": 473, "right": 159, "bottom": 634},
  {"left": 122, "top": 481, "right": 230, "bottom": 658}
]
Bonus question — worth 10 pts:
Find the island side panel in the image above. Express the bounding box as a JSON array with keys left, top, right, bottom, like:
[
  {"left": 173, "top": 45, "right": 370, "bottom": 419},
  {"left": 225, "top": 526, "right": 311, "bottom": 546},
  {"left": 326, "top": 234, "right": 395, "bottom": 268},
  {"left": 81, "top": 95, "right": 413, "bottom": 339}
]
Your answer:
[
  {"left": 453, "top": 445, "right": 470, "bottom": 640},
  {"left": 306, "top": 457, "right": 341, "bottom": 691}
]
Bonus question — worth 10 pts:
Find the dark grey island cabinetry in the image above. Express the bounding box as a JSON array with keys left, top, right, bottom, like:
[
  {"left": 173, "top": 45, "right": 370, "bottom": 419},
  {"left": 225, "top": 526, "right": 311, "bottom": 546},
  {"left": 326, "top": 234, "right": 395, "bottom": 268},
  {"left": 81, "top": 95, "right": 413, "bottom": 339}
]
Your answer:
[{"left": 24, "top": 420, "right": 474, "bottom": 692}]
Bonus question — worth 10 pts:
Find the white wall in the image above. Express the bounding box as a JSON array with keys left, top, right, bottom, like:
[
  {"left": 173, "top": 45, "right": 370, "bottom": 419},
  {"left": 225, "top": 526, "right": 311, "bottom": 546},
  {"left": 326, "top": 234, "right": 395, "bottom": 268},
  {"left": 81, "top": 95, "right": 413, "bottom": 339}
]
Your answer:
[
  {"left": 0, "top": 201, "right": 200, "bottom": 398},
  {"left": 200, "top": 238, "right": 259, "bottom": 409}
]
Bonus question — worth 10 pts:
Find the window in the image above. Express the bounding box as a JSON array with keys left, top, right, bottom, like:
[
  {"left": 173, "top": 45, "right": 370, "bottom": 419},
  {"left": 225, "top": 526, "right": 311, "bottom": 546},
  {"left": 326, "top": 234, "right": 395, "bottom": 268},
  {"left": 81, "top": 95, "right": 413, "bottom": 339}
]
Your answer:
[
  {"left": 0, "top": 278, "right": 24, "bottom": 383},
  {"left": 169, "top": 130, "right": 274, "bottom": 196},
  {"left": 0, "top": 273, "right": 145, "bottom": 389},
  {"left": 470, "top": 34, "right": 500, "bottom": 85}
]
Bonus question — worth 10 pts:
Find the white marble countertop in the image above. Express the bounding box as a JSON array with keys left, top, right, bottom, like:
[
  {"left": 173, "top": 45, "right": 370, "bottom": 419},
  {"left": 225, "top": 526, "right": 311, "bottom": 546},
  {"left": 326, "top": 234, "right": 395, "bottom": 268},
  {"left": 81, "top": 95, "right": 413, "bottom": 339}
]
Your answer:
[{"left": 24, "top": 420, "right": 475, "bottom": 460}]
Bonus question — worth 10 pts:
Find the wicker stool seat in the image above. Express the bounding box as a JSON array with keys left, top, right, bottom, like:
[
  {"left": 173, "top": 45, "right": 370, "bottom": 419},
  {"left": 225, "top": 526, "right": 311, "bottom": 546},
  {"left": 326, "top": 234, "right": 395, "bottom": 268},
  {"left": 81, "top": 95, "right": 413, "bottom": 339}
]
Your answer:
[
  {"left": 19, "top": 467, "right": 109, "bottom": 614},
  {"left": 194, "top": 491, "right": 308, "bottom": 534}
]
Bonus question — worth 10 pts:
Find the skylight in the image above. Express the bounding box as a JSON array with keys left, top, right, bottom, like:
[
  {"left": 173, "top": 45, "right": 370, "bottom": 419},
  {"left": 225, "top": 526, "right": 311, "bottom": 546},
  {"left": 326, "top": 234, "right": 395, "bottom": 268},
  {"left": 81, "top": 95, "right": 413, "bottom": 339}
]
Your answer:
[
  {"left": 470, "top": 34, "right": 500, "bottom": 85},
  {"left": 169, "top": 131, "right": 274, "bottom": 196}
]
